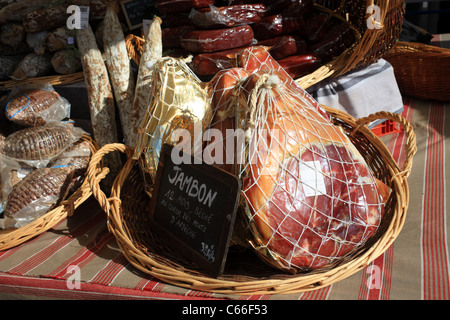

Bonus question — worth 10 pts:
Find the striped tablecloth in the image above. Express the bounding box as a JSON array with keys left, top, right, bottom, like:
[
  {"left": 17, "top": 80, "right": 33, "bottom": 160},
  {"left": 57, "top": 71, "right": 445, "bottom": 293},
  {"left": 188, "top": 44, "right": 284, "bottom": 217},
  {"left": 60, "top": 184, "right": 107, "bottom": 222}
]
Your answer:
[
  {"left": 1, "top": 39, "right": 449, "bottom": 301},
  {"left": 1, "top": 95, "right": 448, "bottom": 301}
]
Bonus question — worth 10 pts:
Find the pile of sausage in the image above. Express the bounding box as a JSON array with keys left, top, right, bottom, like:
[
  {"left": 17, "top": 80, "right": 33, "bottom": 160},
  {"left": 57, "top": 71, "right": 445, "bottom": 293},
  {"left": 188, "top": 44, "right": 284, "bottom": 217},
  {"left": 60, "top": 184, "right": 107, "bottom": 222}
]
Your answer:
[
  {"left": 0, "top": 88, "right": 90, "bottom": 228},
  {"left": 157, "top": 0, "right": 356, "bottom": 79}
]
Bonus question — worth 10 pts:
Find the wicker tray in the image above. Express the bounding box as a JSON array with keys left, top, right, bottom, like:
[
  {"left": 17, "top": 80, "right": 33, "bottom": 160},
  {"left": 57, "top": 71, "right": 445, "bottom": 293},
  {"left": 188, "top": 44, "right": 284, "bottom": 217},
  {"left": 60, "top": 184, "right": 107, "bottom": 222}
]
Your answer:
[
  {"left": 384, "top": 41, "right": 450, "bottom": 102},
  {"left": 86, "top": 106, "right": 416, "bottom": 295},
  {"left": 126, "top": 0, "right": 405, "bottom": 89},
  {"left": 0, "top": 72, "right": 85, "bottom": 90},
  {"left": 0, "top": 135, "right": 107, "bottom": 251}
]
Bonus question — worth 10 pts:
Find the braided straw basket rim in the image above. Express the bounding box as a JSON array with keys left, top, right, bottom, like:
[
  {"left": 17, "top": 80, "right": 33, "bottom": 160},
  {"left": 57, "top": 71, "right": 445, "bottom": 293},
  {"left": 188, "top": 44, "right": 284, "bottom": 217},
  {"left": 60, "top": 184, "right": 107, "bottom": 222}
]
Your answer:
[
  {"left": 384, "top": 41, "right": 450, "bottom": 102},
  {"left": 86, "top": 106, "right": 417, "bottom": 295},
  {"left": 0, "top": 72, "right": 85, "bottom": 90},
  {"left": 0, "top": 135, "right": 107, "bottom": 251}
]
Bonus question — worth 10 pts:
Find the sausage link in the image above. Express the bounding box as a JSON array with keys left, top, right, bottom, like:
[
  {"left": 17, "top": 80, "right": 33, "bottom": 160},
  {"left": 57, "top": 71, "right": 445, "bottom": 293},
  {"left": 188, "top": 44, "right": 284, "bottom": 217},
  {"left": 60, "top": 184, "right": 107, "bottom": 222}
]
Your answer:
[{"left": 181, "top": 25, "right": 254, "bottom": 53}]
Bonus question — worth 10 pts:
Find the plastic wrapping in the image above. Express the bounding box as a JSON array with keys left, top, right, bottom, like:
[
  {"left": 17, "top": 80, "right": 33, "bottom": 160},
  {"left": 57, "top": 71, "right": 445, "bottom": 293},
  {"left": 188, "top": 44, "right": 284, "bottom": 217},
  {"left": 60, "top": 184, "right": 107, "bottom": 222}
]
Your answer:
[
  {"left": 0, "top": 121, "right": 86, "bottom": 168},
  {"left": 192, "top": 47, "right": 245, "bottom": 76},
  {"left": 134, "top": 56, "right": 212, "bottom": 190},
  {"left": 189, "top": 4, "right": 266, "bottom": 29},
  {"left": 206, "top": 46, "right": 390, "bottom": 272},
  {"left": 49, "top": 139, "right": 91, "bottom": 176},
  {"left": 4, "top": 83, "right": 71, "bottom": 127},
  {"left": 0, "top": 166, "right": 73, "bottom": 228},
  {"left": 181, "top": 25, "right": 255, "bottom": 53},
  {"left": 251, "top": 14, "right": 305, "bottom": 40}
]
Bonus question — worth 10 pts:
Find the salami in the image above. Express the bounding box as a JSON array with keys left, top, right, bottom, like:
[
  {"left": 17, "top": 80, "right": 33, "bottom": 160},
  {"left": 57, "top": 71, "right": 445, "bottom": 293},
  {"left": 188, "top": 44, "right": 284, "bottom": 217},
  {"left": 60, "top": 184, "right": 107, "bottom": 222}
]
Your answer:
[
  {"left": 76, "top": 25, "right": 121, "bottom": 179},
  {"left": 131, "top": 17, "right": 163, "bottom": 148},
  {"left": 156, "top": 0, "right": 215, "bottom": 14},
  {"left": 189, "top": 4, "right": 267, "bottom": 29},
  {"left": 22, "top": 5, "right": 68, "bottom": 33},
  {"left": 181, "top": 25, "right": 254, "bottom": 53},
  {"left": 191, "top": 47, "right": 246, "bottom": 75},
  {"left": 251, "top": 14, "right": 304, "bottom": 40},
  {"left": 257, "top": 35, "right": 306, "bottom": 59},
  {"left": 103, "top": 6, "right": 136, "bottom": 147},
  {"left": 162, "top": 25, "right": 195, "bottom": 49},
  {"left": 277, "top": 53, "right": 322, "bottom": 79}
]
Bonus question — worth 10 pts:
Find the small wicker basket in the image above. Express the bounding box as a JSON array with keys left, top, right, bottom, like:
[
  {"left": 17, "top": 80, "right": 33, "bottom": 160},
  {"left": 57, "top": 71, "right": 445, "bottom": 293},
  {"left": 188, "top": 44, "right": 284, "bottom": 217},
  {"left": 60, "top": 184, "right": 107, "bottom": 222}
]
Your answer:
[
  {"left": 126, "top": 0, "right": 405, "bottom": 89},
  {"left": 86, "top": 107, "right": 416, "bottom": 295},
  {"left": 384, "top": 41, "right": 450, "bottom": 102},
  {"left": 0, "top": 72, "right": 85, "bottom": 90},
  {"left": 0, "top": 135, "right": 107, "bottom": 251}
]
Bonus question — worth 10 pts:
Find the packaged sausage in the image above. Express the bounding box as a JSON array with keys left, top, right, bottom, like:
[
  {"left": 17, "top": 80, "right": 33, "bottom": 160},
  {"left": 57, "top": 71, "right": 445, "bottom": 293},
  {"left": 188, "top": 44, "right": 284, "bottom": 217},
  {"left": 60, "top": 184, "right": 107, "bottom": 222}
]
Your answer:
[
  {"left": 277, "top": 53, "right": 322, "bottom": 78},
  {"left": 1, "top": 166, "right": 73, "bottom": 228},
  {"left": 162, "top": 26, "right": 195, "bottom": 49},
  {"left": 257, "top": 35, "right": 306, "bottom": 59},
  {"left": 189, "top": 4, "right": 266, "bottom": 29},
  {"left": 191, "top": 47, "right": 246, "bottom": 75},
  {"left": 251, "top": 14, "right": 304, "bottom": 40},
  {"left": 0, "top": 121, "right": 86, "bottom": 168},
  {"left": 181, "top": 24, "right": 255, "bottom": 53},
  {"left": 4, "top": 83, "right": 71, "bottom": 127},
  {"left": 156, "top": 0, "right": 215, "bottom": 14},
  {"left": 22, "top": 5, "right": 68, "bottom": 33}
]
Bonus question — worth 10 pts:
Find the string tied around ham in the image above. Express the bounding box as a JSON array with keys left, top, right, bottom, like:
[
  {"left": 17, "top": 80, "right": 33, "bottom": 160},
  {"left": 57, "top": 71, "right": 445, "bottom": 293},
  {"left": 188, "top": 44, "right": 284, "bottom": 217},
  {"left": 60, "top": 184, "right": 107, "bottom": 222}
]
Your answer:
[{"left": 245, "top": 73, "right": 282, "bottom": 141}]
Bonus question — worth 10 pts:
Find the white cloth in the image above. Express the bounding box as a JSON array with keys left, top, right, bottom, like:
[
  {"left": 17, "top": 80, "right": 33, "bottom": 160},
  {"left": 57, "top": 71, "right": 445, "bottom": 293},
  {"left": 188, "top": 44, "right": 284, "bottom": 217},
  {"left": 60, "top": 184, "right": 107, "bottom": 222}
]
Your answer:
[{"left": 306, "top": 59, "right": 404, "bottom": 127}]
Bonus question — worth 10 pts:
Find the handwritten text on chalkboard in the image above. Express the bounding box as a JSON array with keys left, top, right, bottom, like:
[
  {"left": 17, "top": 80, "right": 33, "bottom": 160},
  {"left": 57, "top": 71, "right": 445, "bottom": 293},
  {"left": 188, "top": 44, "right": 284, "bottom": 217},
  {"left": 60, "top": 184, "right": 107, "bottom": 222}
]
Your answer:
[{"left": 149, "top": 144, "right": 241, "bottom": 276}]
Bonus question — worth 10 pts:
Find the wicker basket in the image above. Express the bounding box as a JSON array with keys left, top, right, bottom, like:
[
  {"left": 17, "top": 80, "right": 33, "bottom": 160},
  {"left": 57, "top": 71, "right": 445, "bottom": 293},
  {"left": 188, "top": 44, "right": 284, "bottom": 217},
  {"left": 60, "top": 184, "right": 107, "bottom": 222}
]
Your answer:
[
  {"left": 0, "top": 135, "right": 108, "bottom": 251},
  {"left": 126, "top": 0, "right": 405, "bottom": 89},
  {"left": 384, "top": 41, "right": 450, "bottom": 102},
  {"left": 86, "top": 106, "right": 416, "bottom": 295},
  {"left": 0, "top": 72, "right": 85, "bottom": 90}
]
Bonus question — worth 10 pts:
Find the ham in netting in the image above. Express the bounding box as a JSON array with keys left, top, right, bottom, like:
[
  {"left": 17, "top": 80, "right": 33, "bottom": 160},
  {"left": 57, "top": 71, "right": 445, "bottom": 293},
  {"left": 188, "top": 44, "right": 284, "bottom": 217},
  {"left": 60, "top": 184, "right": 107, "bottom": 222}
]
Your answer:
[{"left": 206, "top": 47, "right": 390, "bottom": 271}]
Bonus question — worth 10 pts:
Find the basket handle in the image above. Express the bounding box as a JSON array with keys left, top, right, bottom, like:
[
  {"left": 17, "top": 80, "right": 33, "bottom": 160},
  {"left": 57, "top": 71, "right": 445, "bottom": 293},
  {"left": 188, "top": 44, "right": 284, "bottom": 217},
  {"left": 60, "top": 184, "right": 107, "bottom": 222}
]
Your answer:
[
  {"left": 86, "top": 143, "right": 135, "bottom": 214},
  {"left": 354, "top": 111, "right": 417, "bottom": 178}
]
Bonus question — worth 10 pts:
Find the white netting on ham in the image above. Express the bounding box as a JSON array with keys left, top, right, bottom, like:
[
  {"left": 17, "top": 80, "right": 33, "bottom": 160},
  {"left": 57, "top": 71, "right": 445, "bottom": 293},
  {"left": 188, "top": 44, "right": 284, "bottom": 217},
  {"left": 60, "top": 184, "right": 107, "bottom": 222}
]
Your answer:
[{"left": 206, "top": 46, "right": 389, "bottom": 271}]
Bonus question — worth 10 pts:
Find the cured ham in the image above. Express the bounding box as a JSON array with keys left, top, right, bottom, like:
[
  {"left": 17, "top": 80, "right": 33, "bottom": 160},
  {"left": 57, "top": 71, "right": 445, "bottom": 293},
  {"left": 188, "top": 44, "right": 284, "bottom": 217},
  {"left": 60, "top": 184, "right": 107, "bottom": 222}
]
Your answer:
[{"left": 207, "top": 46, "right": 389, "bottom": 271}]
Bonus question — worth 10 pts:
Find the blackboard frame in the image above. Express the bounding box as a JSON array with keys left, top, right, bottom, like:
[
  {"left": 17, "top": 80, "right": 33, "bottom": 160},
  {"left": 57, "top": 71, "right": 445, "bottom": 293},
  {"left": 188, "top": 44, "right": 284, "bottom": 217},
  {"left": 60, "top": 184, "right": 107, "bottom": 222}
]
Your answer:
[{"left": 148, "top": 144, "right": 242, "bottom": 277}]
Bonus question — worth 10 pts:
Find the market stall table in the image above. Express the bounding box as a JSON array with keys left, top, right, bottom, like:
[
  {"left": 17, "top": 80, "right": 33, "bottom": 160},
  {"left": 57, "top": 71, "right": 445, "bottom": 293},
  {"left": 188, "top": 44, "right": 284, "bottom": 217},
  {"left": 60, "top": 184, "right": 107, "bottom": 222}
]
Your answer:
[
  {"left": 1, "top": 34, "right": 449, "bottom": 301},
  {"left": 0, "top": 92, "right": 448, "bottom": 300}
]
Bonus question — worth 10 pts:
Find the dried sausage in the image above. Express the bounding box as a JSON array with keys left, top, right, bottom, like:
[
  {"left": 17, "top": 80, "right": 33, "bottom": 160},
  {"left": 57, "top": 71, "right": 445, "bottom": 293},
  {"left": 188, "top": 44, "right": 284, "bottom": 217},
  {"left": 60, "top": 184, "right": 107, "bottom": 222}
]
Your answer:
[{"left": 181, "top": 25, "right": 254, "bottom": 53}]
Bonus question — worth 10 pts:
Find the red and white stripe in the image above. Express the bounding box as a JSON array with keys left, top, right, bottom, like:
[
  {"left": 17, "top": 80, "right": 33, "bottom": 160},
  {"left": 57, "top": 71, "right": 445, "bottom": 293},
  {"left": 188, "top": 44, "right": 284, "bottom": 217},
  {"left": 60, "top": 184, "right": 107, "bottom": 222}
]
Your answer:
[{"left": 421, "top": 102, "right": 450, "bottom": 300}]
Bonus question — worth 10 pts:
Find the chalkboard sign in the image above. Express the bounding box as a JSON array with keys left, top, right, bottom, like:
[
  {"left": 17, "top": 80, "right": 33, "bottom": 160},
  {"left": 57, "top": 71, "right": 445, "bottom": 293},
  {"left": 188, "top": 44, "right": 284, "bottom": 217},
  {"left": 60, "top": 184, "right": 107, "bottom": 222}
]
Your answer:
[
  {"left": 120, "top": 0, "right": 156, "bottom": 30},
  {"left": 149, "top": 144, "right": 242, "bottom": 277}
]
